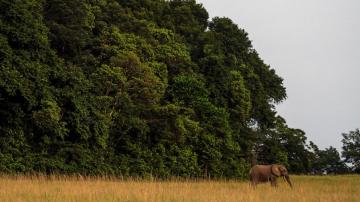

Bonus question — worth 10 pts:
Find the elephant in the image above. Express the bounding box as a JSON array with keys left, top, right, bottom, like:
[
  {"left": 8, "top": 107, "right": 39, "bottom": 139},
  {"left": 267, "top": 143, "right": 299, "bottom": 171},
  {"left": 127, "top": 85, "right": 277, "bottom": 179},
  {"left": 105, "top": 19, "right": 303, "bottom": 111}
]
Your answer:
[{"left": 249, "top": 164, "right": 293, "bottom": 188}]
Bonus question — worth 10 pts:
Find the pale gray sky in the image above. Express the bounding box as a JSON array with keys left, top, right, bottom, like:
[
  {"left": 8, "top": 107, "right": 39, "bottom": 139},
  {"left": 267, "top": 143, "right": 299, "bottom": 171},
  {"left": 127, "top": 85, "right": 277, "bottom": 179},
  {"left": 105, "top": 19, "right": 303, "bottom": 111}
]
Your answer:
[{"left": 197, "top": 0, "right": 360, "bottom": 151}]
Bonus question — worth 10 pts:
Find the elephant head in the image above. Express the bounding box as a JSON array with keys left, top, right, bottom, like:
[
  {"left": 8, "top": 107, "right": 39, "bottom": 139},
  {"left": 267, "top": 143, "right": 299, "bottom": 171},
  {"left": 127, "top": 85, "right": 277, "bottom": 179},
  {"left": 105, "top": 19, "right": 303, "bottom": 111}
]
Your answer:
[
  {"left": 270, "top": 164, "right": 293, "bottom": 188},
  {"left": 250, "top": 164, "right": 293, "bottom": 188}
]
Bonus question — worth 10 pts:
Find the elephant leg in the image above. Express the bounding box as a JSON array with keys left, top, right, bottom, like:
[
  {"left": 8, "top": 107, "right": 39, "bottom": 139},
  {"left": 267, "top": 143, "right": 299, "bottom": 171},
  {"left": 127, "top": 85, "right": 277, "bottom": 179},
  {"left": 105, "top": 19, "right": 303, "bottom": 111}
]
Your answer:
[
  {"left": 250, "top": 176, "right": 257, "bottom": 188},
  {"left": 250, "top": 181, "right": 255, "bottom": 188},
  {"left": 270, "top": 176, "right": 278, "bottom": 187},
  {"left": 251, "top": 180, "right": 257, "bottom": 188}
]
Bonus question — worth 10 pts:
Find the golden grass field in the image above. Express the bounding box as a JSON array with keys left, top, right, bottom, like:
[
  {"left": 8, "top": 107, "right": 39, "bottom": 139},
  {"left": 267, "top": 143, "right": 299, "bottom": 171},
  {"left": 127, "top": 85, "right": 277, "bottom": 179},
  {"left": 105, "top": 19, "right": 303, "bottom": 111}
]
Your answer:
[{"left": 0, "top": 175, "right": 359, "bottom": 202}]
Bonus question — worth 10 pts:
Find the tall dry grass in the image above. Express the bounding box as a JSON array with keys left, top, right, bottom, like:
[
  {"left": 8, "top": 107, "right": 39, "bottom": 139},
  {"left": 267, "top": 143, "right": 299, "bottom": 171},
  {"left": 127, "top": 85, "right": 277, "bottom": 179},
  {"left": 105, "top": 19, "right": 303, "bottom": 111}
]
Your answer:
[{"left": 0, "top": 175, "right": 358, "bottom": 202}]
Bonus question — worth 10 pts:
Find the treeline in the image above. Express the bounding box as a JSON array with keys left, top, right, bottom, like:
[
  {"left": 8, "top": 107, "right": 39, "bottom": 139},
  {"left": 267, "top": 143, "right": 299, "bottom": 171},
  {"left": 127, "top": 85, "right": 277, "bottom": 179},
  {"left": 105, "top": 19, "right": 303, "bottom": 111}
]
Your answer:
[{"left": 0, "top": 0, "right": 354, "bottom": 178}]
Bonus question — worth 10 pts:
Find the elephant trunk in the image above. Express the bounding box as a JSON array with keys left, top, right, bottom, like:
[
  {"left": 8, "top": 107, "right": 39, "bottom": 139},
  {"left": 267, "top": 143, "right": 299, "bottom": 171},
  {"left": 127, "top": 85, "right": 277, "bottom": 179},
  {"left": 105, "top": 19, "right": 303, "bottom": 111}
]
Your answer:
[{"left": 284, "top": 175, "right": 293, "bottom": 188}]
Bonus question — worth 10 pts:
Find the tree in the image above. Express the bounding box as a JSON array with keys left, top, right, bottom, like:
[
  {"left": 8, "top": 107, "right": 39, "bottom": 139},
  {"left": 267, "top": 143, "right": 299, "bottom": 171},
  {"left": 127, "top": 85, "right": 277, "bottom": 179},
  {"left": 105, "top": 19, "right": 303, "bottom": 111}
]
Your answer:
[
  {"left": 255, "top": 116, "right": 311, "bottom": 173},
  {"left": 342, "top": 129, "right": 360, "bottom": 172},
  {"left": 308, "top": 143, "right": 348, "bottom": 174},
  {"left": 0, "top": 0, "right": 314, "bottom": 178}
]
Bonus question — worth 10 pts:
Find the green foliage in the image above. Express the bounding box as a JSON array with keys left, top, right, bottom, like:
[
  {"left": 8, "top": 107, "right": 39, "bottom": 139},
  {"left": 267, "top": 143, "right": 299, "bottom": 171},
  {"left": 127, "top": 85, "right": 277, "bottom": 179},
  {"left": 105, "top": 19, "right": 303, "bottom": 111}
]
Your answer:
[
  {"left": 309, "top": 144, "right": 348, "bottom": 174},
  {"left": 342, "top": 129, "right": 360, "bottom": 172},
  {"left": 0, "top": 0, "right": 322, "bottom": 178},
  {"left": 229, "top": 70, "right": 251, "bottom": 122},
  {"left": 255, "top": 116, "right": 311, "bottom": 173}
]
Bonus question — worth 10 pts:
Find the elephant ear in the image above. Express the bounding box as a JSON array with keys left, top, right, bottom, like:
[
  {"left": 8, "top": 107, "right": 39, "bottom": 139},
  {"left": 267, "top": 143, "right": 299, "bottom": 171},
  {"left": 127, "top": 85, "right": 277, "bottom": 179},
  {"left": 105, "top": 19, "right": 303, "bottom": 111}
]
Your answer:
[{"left": 271, "top": 165, "right": 281, "bottom": 177}]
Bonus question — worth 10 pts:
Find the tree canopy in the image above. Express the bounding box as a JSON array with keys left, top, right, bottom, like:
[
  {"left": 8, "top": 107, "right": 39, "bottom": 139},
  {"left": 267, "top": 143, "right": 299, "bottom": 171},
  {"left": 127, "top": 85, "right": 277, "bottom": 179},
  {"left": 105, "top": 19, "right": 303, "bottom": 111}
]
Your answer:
[
  {"left": 342, "top": 129, "right": 360, "bottom": 172},
  {"left": 0, "top": 0, "right": 344, "bottom": 177}
]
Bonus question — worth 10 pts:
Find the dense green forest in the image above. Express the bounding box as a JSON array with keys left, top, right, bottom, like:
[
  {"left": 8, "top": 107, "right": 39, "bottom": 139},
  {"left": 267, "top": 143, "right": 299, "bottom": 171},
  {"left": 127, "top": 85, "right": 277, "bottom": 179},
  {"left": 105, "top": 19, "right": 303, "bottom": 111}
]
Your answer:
[{"left": 0, "top": 0, "right": 354, "bottom": 178}]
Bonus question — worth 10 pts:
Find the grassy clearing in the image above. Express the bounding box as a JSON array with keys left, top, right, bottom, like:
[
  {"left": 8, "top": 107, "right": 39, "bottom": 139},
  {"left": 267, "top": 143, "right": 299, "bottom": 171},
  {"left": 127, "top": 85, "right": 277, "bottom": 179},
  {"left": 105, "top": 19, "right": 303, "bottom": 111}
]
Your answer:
[{"left": 0, "top": 175, "right": 358, "bottom": 202}]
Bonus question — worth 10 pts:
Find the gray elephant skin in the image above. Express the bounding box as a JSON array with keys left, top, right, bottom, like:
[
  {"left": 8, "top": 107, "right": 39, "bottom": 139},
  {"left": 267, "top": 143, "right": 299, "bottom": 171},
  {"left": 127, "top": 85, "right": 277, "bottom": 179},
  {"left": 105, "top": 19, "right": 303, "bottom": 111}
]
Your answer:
[{"left": 249, "top": 164, "right": 293, "bottom": 188}]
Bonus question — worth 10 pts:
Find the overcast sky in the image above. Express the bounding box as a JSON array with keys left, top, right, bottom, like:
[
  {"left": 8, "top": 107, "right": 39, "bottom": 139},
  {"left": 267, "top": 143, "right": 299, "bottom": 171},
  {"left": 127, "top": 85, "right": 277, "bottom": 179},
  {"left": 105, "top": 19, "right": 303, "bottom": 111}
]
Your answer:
[{"left": 197, "top": 0, "right": 360, "bottom": 151}]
